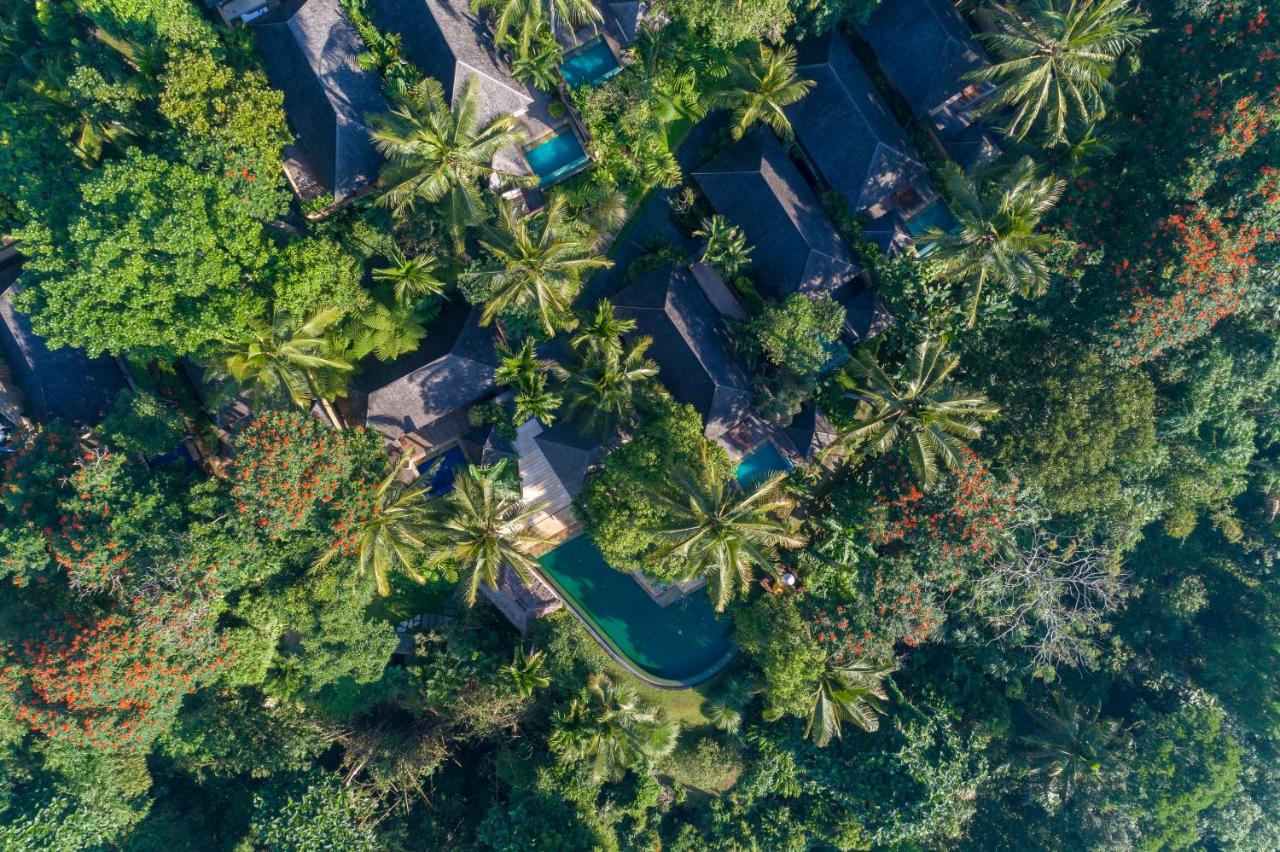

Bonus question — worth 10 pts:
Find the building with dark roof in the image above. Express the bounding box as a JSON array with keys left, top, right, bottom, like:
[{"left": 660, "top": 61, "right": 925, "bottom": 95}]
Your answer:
[
  {"left": 349, "top": 304, "right": 501, "bottom": 450},
  {"left": 0, "top": 265, "right": 126, "bottom": 427},
  {"left": 612, "top": 265, "right": 752, "bottom": 441},
  {"left": 692, "top": 130, "right": 861, "bottom": 303},
  {"left": 368, "top": 0, "right": 538, "bottom": 126},
  {"left": 859, "top": 0, "right": 1000, "bottom": 171},
  {"left": 533, "top": 423, "right": 603, "bottom": 498},
  {"left": 780, "top": 403, "right": 837, "bottom": 459},
  {"left": 253, "top": 0, "right": 389, "bottom": 202},
  {"left": 784, "top": 32, "right": 937, "bottom": 228}
]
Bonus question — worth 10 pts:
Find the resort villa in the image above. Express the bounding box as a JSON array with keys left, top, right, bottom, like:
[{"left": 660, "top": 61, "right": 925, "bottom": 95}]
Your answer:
[
  {"left": 859, "top": 0, "right": 1002, "bottom": 172},
  {"left": 0, "top": 0, "right": 996, "bottom": 688},
  {"left": 252, "top": 0, "right": 389, "bottom": 206}
]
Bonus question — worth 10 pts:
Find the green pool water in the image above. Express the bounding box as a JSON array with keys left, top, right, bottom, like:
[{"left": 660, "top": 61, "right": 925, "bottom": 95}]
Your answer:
[
  {"left": 560, "top": 36, "right": 622, "bottom": 87},
  {"left": 537, "top": 536, "right": 735, "bottom": 686},
  {"left": 523, "top": 128, "right": 590, "bottom": 187},
  {"left": 735, "top": 442, "right": 793, "bottom": 488}
]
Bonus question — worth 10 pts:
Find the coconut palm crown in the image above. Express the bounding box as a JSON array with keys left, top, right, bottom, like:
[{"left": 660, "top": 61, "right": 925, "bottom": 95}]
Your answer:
[
  {"left": 468, "top": 195, "right": 612, "bottom": 335},
  {"left": 921, "top": 157, "right": 1065, "bottom": 327},
  {"left": 968, "top": 0, "right": 1151, "bottom": 144},
  {"left": 422, "top": 461, "right": 550, "bottom": 605},
  {"left": 649, "top": 447, "right": 805, "bottom": 611},
  {"left": 369, "top": 76, "right": 532, "bottom": 250},
  {"left": 314, "top": 453, "right": 434, "bottom": 597},
  {"left": 831, "top": 339, "right": 1000, "bottom": 489},
  {"left": 712, "top": 43, "right": 813, "bottom": 141}
]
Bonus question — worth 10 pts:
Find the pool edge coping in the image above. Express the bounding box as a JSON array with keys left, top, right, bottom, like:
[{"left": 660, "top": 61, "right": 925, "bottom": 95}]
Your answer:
[{"left": 530, "top": 547, "right": 738, "bottom": 691}]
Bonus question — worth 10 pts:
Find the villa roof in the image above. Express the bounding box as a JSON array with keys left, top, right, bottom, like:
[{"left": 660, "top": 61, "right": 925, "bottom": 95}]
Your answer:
[
  {"left": 368, "top": 0, "right": 536, "bottom": 126},
  {"left": 692, "top": 130, "right": 861, "bottom": 302},
  {"left": 839, "top": 286, "right": 895, "bottom": 344},
  {"left": 534, "top": 423, "right": 603, "bottom": 498},
  {"left": 859, "top": 0, "right": 989, "bottom": 119},
  {"left": 0, "top": 268, "right": 126, "bottom": 426},
  {"left": 612, "top": 265, "right": 752, "bottom": 440},
  {"left": 253, "top": 0, "right": 388, "bottom": 201},
  {"left": 783, "top": 403, "right": 837, "bottom": 459},
  {"left": 785, "top": 32, "right": 930, "bottom": 217},
  {"left": 602, "top": 0, "right": 644, "bottom": 42},
  {"left": 353, "top": 304, "right": 501, "bottom": 441}
]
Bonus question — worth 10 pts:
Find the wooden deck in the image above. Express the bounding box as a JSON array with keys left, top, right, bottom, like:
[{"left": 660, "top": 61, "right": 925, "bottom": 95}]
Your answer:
[{"left": 511, "top": 420, "right": 582, "bottom": 548}]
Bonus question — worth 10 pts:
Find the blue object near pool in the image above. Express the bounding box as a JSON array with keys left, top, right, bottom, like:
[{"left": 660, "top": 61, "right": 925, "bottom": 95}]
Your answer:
[
  {"left": 560, "top": 36, "right": 623, "bottom": 87},
  {"left": 537, "top": 535, "right": 736, "bottom": 687},
  {"left": 524, "top": 126, "right": 590, "bottom": 187},
  {"left": 423, "top": 445, "right": 467, "bottom": 496},
  {"left": 735, "top": 442, "right": 793, "bottom": 487}
]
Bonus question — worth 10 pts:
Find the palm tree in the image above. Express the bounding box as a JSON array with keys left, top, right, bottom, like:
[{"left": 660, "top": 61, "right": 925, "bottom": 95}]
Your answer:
[
  {"left": 501, "top": 646, "right": 550, "bottom": 698},
  {"left": 922, "top": 157, "right": 1065, "bottom": 326},
  {"left": 711, "top": 43, "right": 813, "bottom": 141},
  {"left": 372, "top": 247, "right": 445, "bottom": 307},
  {"left": 831, "top": 339, "right": 1000, "bottom": 489},
  {"left": 469, "top": 195, "right": 612, "bottom": 335},
  {"left": 472, "top": 0, "right": 602, "bottom": 54},
  {"left": 549, "top": 673, "right": 679, "bottom": 783},
  {"left": 209, "top": 308, "right": 353, "bottom": 422},
  {"left": 649, "top": 448, "right": 805, "bottom": 611},
  {"left": 422, "top": 461, "right": 550, "bottom": 605},
  {"left": 369, "top": 76, "right": 532, "bottom": 251},
  {"left": 563, "top": 335, "right": 658, "bottom": 435},
  {"left": 314, "top": 454, "right": 433, "bottom": 596},
  {"left": 694, "top": 215, "right": 753, "bottom": 278},
  {"left": 564, "top": 182, "right": 628, "bottom": 249},
  {"left": 509, "top": 36, "right": 562, "bottom": 89},
  {"left": 570, "top": 299, "right": 636, "bottom": 360},
  {"left": 1018, "top": 691, "right": 1129, "bottom": 801},
  {"left": 496, "top": 338, "right": 563, "bottom": 425},
  {"left": 802, "top": 660, "right": 895, "bottom": 747},
  {"left": 513, "top": 371, "right": 563, "bottom": 425},
  {"left": 969, "top": 0, "right": 1150, "bottom": 144}
]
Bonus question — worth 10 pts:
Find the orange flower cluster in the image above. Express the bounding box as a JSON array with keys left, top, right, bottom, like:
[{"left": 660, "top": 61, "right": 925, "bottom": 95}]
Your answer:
[
  {"left": 1110, "top": 201, "right": 1270, "bottom": 363},
  {"left": 0, "top": 606, "right": 230, "bottom": 752},
  {"left": 231, "top": 411, "right": 381, "bottom": 542}
]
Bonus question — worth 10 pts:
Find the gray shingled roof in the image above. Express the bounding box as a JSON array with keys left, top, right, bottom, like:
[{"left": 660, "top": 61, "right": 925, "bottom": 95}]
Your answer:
[
  {"left": 612, "top": 265, "right": 752, "bottom": 440},
  {"left": 785, "top": 32, "right": 930, "bottom": 217},
  {"left": 534, "top": 422, "right": 603, "bottom": 497},
  {"left": 0, "top": 268, "right": 126, "bottom": 426},
  {"left": 859, "top": 0, "right": 989, "bottom": 120},
  {"left": 783, "top": 403, "right": 837, "bottom": 459},
  {"left": 692, "top": 130, "right": 861, "bottom": 303},
  {"left": 254, "top": 0, "right": 388, "bottom": 201},
  {"left": 368, "top": 0, "right": 535, "bottom": 126},
  {"left": 602, "top": 0, "right": 643, "bottom": 42},
  {"left": 838, "top": 286, "right": 894, "bottom": 344},
  {"left": 353, "top": 305, "right": 500, "bottom": 441}
]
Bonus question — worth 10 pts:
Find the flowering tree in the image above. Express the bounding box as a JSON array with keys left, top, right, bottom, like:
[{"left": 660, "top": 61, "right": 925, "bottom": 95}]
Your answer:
[
  {"left": 229, "top": 411, "right": 386, "bottom": 548},
  {"left": 814, "top": 451, "right": 1023, "bottom": 657},
  {"left": 0, "top": 595, "right": 229, "bottom": 752}
]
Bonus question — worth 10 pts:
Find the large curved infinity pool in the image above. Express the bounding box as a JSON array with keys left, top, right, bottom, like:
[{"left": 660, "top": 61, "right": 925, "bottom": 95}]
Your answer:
[{"left": 536, "top": 535, "right": 736, "bottom": 687}]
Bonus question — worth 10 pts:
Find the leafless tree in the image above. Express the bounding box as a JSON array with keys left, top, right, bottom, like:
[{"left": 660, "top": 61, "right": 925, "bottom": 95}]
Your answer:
[{"left": 977, "top": 527, "right": 1125, "bottom": 669}]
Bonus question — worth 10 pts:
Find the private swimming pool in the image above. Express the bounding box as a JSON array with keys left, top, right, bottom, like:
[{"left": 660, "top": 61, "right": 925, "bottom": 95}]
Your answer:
[
  {"left": 523, "top": 126, "right": 591, "bottom": 187},
  {"left": 560, "top": 36, "right": 622, "bottom": 87},
  {"left": 423, "top": 445, "right": 467, "bottom": 496},
  {"left": 536, "top": 535, "right": 736, "bottom": 687},
  {"left": 735, "top": 441, "right": 793, "bottom": 488}
]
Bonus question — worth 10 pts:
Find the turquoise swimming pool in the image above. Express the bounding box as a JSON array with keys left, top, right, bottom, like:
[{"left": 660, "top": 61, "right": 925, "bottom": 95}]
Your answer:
[
  {"left": 560, "top": 36, "right": 622, "bottom": 87},
  {"left": 537, "top": 535, "right": 736, "bottom": 687},
  {"left": 523, "top": 127, "right": 590, "bottom": 187},
  {"left": 905, "top": 201, "right": 955, "bottom": 237},
  {"left": 735, "top": 442, "right": 793, "bottom": 488}
]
